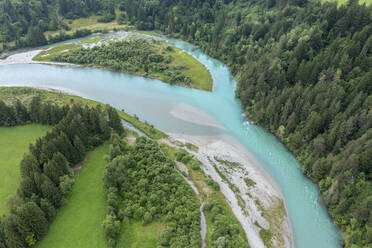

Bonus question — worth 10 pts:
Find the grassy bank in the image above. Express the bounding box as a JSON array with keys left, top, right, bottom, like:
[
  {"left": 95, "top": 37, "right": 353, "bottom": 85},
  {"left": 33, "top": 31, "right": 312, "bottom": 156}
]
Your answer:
[
  {"left": 32, "top": 43, "right": 82, "bottom": 62},
  {"left": 37, "top": 144, "right": 109, "bottom": 248},
  {"left": 0, "top": 87, "right": 167, "bottom": 140},
  {"left": 0, "top": 124, "right": 51, "bottom": 216},
  {"left": 80, "top": 37, "right": 104, "bottom": 44},
  {"left": 163, "top": 46, "right": 212, "bottom": 91}
]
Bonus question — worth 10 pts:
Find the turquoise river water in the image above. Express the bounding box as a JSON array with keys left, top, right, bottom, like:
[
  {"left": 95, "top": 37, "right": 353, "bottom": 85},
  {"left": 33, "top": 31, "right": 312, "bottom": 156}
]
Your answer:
[{"left": 0, "top": 35, "right": 341, "bottom": 248}]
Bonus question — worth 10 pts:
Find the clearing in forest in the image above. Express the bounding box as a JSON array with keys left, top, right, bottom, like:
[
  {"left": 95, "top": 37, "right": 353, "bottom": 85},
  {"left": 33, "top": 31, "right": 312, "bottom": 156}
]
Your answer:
[
  {"left": 37, "top": 144, "right": 109, "bottom": 248},
  {"left": 0, "top": 124, "right": 51, "bottom": 216}
]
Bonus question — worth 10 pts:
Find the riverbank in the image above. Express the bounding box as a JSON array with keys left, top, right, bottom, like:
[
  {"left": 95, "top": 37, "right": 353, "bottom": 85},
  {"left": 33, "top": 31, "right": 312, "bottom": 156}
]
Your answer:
[
  {"left": 164, "top": 133, "right": 294, "bottom": 248},
  {"left": 0, "top": 49, "right": 78, "bottom": 67}
]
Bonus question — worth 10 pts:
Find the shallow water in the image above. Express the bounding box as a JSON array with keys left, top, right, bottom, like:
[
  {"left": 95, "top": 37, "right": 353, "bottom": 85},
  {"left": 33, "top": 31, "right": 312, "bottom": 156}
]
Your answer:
[{"left": 0, "top": 34, "right": 341, "bottom": 248}]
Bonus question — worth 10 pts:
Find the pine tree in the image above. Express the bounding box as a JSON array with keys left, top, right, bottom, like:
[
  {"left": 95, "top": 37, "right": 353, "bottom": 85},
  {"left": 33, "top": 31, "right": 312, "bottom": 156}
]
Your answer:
[
  {"left": 20, "top": 153, "right": 40, "bottom": 179},
  {"left": 26, "top": 26, "right": 47, "bottom": 46},
  {"left": 30, "top": 96, "right": 41, "bottom": 123},
  {"left": 106, "top": 105, "right": 124, "bottom": 135},
  {"left": 43, "top": 152, "right": 69, "bottom": 185},
  {"left": 73, "top": 136, "right": 86, "bottom": 162},
  {"left": 14, "top": 99, "right": 29, "bottom": 124},
  {"left": 40, "top": 198, "right": 56, "bottom": 223},
  {"left": 40, "top": 175, "right": 62, "bottom": 208}
]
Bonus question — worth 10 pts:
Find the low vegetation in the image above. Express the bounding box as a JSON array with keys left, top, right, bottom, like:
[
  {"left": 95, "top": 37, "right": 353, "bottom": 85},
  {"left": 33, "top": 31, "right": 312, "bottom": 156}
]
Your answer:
[
  {"left": 117, "top": 220, "right": 162, "bottom": 248},
  {"left": 80, "top": 37, "right": 104, "bottom": 44}
]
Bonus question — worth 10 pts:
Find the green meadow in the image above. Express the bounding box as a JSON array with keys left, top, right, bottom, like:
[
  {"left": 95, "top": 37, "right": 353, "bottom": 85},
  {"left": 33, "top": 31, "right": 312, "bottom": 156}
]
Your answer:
[
  {"left": 0, "top": 124, "right": 51, "bottom": 216},
  {"left": 117, "top": 220, "right": 162, "bottom": 248},
  {"left": 37, "top": 144, "right": 109, "bottom": 248}
]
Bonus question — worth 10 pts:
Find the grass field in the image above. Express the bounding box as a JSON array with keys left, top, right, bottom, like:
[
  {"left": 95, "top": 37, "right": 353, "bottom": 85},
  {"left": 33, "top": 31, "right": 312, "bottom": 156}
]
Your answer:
[
  {"left": 44, "top": 11, "right": 131, "bottom": 38},
  {"left": 0, "top": 124, "right": 51, "bottom": 216},
  {"left": 81, "top": 37, "right": 104, "bottom": 44},
  {"left": 37, "top": 143, "right": 109, "bottom": 248},
  {"left": 118, "top": 220, "right": 162, "bottom": 248},
  {"left": 169, "top": 47, "right": 213, "bottom": 91},
  {"left": 150, "top": 44, "right": 213, "bottom": 91}
]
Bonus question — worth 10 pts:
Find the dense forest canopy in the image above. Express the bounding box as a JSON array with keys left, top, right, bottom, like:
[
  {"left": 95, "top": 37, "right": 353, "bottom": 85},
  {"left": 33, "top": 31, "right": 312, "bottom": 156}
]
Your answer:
[
  {"left": 1, "top": 0, "right": 372, "bottom": 247},
  {"left": 103, "top": 135, "right": 201, "bottom": 247}
]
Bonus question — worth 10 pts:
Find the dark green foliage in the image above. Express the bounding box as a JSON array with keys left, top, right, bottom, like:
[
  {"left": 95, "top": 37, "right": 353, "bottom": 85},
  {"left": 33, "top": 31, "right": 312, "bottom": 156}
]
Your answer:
[
  {"left": 106, "top": 105, "right": 124, "bottom": 135},
  {"left": 26, "top": 26, "right": 47, "bottom": 47},
  {"left": 4, "top": 202, "right": 49, "bottom": 248},
  {"left": 175, "top": 150, "right": 192, "bottom": 164},
  {"left": 0, "top": 97, "right": 124, "bottom": 248},
  {"left": 204, "top": 197, "right": 249, "bottom": 248},
  {"left": 206, "top": 177, "right": 220, "bottom": 191},
  {"left": 103, "top": 134, "right": 201, "bottom": 247},
  {"left": 0, "top": 0, "right": 111, "bottom": 49}
]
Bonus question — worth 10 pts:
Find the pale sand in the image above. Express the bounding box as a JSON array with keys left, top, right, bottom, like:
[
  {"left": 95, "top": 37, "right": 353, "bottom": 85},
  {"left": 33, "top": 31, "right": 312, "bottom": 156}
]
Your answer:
[
  {"left": 164, "top": 133, "right": 294, "bottom": 248},
  {"left": 169, "top": 103, "right": 226, "bottom": 130}
]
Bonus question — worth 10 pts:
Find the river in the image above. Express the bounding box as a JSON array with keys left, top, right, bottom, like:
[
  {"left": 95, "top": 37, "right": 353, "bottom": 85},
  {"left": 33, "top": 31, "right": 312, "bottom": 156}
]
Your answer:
[{"left": 0, "top": 33, "right": 341, "bottom": 248}]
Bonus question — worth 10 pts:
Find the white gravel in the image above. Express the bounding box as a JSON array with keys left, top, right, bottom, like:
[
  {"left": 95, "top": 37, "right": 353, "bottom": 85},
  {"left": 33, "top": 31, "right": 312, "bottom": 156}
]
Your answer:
[
  {"left": 167, "top": 133, "right": 294, "bottom": 248},
  {"left": 0, "top": 49, "right": 77, "bottom": 67}
]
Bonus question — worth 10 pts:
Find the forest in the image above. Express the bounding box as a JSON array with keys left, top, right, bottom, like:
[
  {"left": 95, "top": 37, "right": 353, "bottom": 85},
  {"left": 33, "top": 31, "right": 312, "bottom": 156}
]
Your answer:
[
  {"left": 0, "top": 96, "right": 123, "bottom": 248},
  {"left": 1, "top": 0, "right": 372, "bottom": 247},
  {"left": 0, "top": 0, "right": 116, "bottom": 49}
]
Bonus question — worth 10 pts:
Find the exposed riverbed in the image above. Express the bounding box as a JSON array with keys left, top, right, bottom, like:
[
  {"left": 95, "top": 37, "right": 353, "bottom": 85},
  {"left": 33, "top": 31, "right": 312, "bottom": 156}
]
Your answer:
[{"left": 0, "top": 32, "right": 341, "bottom": 248}]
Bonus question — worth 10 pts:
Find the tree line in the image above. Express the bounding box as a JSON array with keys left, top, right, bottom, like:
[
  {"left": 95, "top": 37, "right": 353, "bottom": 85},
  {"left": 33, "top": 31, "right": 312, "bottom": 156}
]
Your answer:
[
  {"left": 103, "top": 135, "right": 201, "bottom": 247},
  {"left": 0, "top": 96, "right": 124, "bottom": 248}
]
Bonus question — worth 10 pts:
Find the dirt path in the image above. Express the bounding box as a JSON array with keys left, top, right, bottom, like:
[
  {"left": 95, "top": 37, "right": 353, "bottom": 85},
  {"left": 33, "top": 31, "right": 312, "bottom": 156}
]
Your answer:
[{"left": 176, "top": 161, "right": 207, "bottom": 248}]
